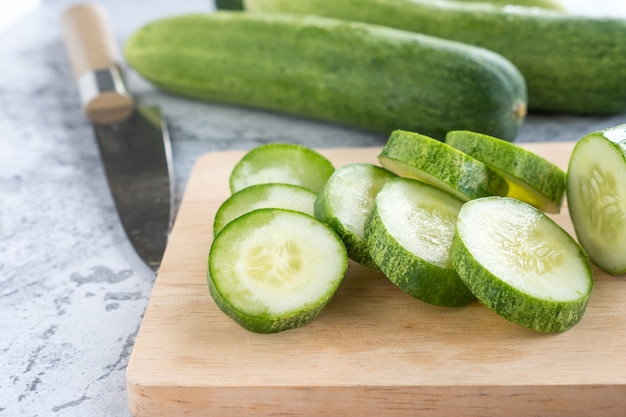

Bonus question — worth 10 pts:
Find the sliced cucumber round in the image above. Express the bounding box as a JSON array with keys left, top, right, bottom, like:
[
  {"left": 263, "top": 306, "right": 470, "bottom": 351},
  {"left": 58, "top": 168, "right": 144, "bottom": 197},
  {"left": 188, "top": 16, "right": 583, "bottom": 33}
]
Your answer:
[
  {"left": 445, "top": 130, "right": 566, "bottom": 214},
  {"left": 208, "top": 208, "right": 348, "bottom": 333},
  {"left": 451, "top": 197, "right": 593, "bottom": 333},
  {"left": 567, "top": 126, "right": 626, "bottom": 275},
  {"left": 314, "top": 163, "right": 397, "bottom": 269},
  {"left": 365, "top": 177, "right": 475, "bottom": 307},
  {"left": 378, "top": 130, "right": 508, "bottom": 201},
  {"left": 229, "top": 143, "right": 335, "bottom": 194},
  {"left": 214, "top": 183, "right": 317, "bottom": 235}
]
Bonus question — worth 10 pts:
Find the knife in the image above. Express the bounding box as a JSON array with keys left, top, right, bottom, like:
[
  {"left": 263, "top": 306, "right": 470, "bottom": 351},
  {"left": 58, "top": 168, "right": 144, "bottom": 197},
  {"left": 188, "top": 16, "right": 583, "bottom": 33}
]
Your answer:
[{"left": 61, "top": 3, "right": 175, "bottom": 271}]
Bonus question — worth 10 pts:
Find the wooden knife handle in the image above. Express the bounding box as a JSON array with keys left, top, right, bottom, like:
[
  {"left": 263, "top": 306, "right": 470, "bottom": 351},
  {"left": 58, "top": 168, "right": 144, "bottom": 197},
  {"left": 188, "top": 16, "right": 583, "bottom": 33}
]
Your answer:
[{"left": 62, "top": 3, "right": 133, "bottom": 124}]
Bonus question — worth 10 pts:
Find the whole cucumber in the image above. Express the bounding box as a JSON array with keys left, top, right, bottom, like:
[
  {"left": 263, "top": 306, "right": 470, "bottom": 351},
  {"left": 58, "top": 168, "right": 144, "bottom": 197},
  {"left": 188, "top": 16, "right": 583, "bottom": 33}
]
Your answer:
[
  {"left": 220, "top": 0, "right": 567, "bottom": 11},
  {"left": 124, "top": 12, "right": 527, "bottom": 141},
  {"left": 245, "top": 0, "right": 626, "bottom": 114}
]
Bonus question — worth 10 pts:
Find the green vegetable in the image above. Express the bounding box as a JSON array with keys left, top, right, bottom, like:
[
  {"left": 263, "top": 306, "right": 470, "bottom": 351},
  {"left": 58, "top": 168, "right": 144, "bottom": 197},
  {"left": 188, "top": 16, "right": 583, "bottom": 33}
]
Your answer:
[
  {"left": 245, "top": 0, "right": 626, "bottom": 114},
  {"left": 567, "top": 125, "right": 626, "bottom": 275},
  {"left": 378, "top": 130, "right": 508, "bottom": 201},
  {"left": 450, "top": 0, "right": 565, "bottom": 10},
  {"left": 213, "top": 183, "right": 317, "bottom": 235},
  {"left": 124, "top": 11, "right": 527, "bottom": 141},
  {"left": 215, "top": 0, "right": 244, "bottom": 10},
  {"left": 208, "top": 208, "right": 348, "bottom": 333},
  {"left": 314, "top": 163, "right": 397, "bottom": 269},
  {"left": 228, "top": 143, "right": 335, "bottom": 194},
  {"left": 445, "top": 130, "right": 566, "bottom": 213},
  {"left": 451, "top": 197, "right": 593, "bottom": 332},
  {"left": 365, "top": 177, "right": 475, "bottom": 307}
]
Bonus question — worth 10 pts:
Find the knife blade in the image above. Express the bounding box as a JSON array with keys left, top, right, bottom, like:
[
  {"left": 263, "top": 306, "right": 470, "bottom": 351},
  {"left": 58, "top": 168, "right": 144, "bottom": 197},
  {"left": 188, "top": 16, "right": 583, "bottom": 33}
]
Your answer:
[{"left": 61, "top": 3, "right": 174, "bottom": 271}]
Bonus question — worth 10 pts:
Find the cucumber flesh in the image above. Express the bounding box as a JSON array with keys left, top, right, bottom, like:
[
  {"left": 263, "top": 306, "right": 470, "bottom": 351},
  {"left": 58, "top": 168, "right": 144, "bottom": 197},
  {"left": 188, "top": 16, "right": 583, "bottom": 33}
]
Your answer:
[
  {"left": 314, "top": 163, "right": 397, "bottom": 269},
  {"left": 445, "top": 130, "right": 566, "bottom": 213},
  {"left": 214, "top": 183, "right": 317, "bottom": 235},
  {"left": 378, "top": 130, "right": 508, "bottom": 201},
  {"left": 365, "top": 177, "right": 475, "bottom": 307},
  {"left": 229, "top": 143, "right": 334, "bottom": 194},
  {"left": 567, "top": 126, "right": 626, "bottom": 275},
  {"left": 208, "top": 208, "right": 348, "bottom": 333},
  {"left": 452, "top": 197, "right": 593, "bottom": 332}
]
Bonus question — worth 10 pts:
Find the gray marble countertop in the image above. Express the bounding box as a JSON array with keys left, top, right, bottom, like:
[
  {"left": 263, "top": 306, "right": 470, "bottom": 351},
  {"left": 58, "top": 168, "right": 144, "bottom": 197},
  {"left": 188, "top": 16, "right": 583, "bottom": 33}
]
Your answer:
[{"left": 2, "top": 0, "right": 626, "bottom": 416}]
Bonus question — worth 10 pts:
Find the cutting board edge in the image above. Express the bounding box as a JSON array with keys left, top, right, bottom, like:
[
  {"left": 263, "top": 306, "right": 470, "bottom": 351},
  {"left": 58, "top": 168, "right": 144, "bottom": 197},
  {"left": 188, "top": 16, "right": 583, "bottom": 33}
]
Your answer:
[{"left": 126, "top": 378, "right": 626, "bottom": 417}]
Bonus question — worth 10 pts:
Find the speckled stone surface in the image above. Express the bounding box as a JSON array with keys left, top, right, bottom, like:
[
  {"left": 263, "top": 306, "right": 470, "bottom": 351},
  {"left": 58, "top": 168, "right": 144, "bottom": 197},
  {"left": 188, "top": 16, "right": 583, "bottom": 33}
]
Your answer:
[{"left": 1, "top": 1, "right": 626, "bottom": 416}]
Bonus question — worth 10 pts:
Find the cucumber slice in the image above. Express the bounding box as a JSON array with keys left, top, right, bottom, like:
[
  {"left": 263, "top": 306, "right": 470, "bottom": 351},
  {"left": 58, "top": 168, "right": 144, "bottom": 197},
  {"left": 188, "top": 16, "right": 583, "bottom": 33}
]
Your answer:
[
  {"left": 214, "top": 183, "right": 317, "bottom": 235},
  {"left": 314, "top": 163, "right": 397, "bottom": 269},
  {"left": 365, "top": 177, "right": 475, "bottom": 307},
  {"left": 229, "top": 143, "right": 335, "bottom": 194},
  {"left": 378, "top": 130, "right": 508, "bottom": 201},
  {"left": 567, "top": 125, "right": 626, "bottom": 275},
  {"left": 451, "top": 197, "right": 593, "bottom": 333},
  {"left": 208, "top": 208, "right": 348, "bottom": 333},
  {"left": 445, "top": 130, "right": 566, "bottom": 213}
]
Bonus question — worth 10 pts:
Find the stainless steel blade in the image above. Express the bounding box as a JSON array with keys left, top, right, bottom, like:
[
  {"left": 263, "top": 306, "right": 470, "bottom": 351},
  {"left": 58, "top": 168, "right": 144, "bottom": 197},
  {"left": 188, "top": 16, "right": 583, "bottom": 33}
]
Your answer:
[
  {"left": 94, "top": 105, "right": 174, "bottom": 270},
  {"left": 62, "top": 3, "right": 175, "bottom": 270}
]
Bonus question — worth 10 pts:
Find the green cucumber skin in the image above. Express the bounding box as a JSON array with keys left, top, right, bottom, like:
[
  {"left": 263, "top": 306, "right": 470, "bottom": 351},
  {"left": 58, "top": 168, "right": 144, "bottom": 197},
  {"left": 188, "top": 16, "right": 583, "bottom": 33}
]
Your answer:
[
  {"left": 365, "top": 205, "right": 475, "bottom": 307},
  {"left": 379, "top": 130, "right": 508, "bottom": 200},
  {"left": 316, "top": 213, "right": 379, "bottom": 270},
  {"left": 246, "top": 0, "right": 626, "bottom": 114},
  {"left": 125, "top": 12, "right": 526, "bottom": 141},
  {"left": 215, "top": 0, "right": 244, "bottom": 10},
  {"left": 451, "top": 231, "right": 591, "bottom": 333},
  {"left": 445, "top": 130, "right": 566, "bottom": 213}
]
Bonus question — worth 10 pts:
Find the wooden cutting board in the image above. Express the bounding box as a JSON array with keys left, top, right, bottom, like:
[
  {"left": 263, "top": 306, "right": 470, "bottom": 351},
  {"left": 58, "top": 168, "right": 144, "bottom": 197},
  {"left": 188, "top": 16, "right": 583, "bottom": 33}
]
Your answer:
[{"left": 126, "top": 142, "right": 626, "bottom": 417}]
